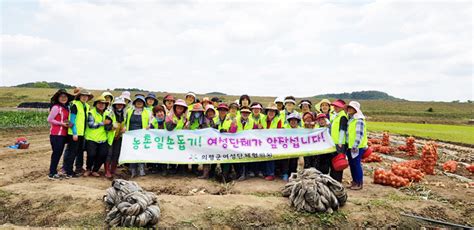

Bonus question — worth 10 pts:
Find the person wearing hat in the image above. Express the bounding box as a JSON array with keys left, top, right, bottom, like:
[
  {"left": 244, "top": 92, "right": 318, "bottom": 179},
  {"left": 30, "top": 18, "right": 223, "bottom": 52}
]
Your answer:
[
  {"left": 262, "top": 103, "right": 283, "bottom": 181},
  {"left": 185, "top": 92, "right": 198, "bottom": 113},
  {"left": 63, "top": 88, "right": 94, "bottom": 177},
  {"left": 145, "top": 92, "right": 158, "bottom": 112},
  {"left": 301, "top": 112, "right": 318, "bottom": 169},
  {"left": 196, "top": 104, "right": 218, "bottom": 179},
  {"left": 211, "top": 97, "right": 220, "bottom": 107},
  {"left": 281, "top": 112, "right": 303, "bottom": 181},
  {"left": 315, "top": 111, "right": 343, "bottom": 182},
  {"left": 201, "top": 97, "right": 211, "bottom": 109},
  {"left": 120, "top": 91, "right": 132, "bottom": 108},
  {"left": 165, "top": 99, "right": 188, "bottom": 131},
  {"left": 125, "top": 95, "right": 153, "bottom": 177},
  {"left": 247, "top": 102, "right": 266, "bottom": 178},
  {"left": 184, "top": 103, "right": 208, "bottom": 176},
  {"left": 345, "top": 101, "right": 367, "bottom": 190},
  {"left": 185, "top": 103, "right": 207, "bottom": 130},
  {"left": 164, "top": 99, "right": 188, "bottom": 174},
  {"left": 299, "top": 100, "right": 312, "bottom": 115},
  {"left": 327, "top": 99, "right": 348, "bottom": 183},
  {"left": 315, "top": 99, "right": 333, "bottom": 121},
  {"left": 47, "top": 89, "right": 74, "bottom": 180},
  {"left": 146, "top": 104, "right": 168, "bottom": 175},
  {"left": 214, "top": 103, "right": 231, "bottom": 132},
  {"left": 103, "top": 96, "right": 127, "bottom": 178},
  {"left": 315, "top": 113, "right": 330, "bottom": 128},
  {"left": 162, "top": 94, "right": 175, "bottom": 114},
  {"left": 84, "top": 95, "right": 113, "bottom": 177},
  {"left": 228, "top": 106, "right": 255, "bottom": 181},
  {"left": 281, "top": 96, "right": 297, "bottom": 126},
  {"left": 250, "top": 102, "right": 265, "bottom": 129},
  {"left": 274, "top": 97, "right": 285, "bottom": 111},
  {"left": 101, "top": 92, "right": 114, "bottom": 110}
]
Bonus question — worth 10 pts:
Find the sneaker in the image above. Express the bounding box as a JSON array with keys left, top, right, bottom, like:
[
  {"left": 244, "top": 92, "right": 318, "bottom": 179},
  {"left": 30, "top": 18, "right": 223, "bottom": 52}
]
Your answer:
[
  {"left": 91, "top": 172, "right": 100, "bottom": 177},
  {"left": 282, "top": 174, "right": 289, "bottom": 182},
  {"left": 237, "top": 174, "right": 246, "bottom": 181},
  {"left": 248, "top": 171, "right": 255, "bottom": 177},
  {"left": 264, "top": 175, "right": 275, "bottom": 181},
  {"left": 48, "top": 174, "right": 61, "bottom": 180},
  {"left": 65, "top": 173, "right": 80, "bottom": 179},
  {"left": 257, "top": 172, "right": 264, "bottom": 178}
]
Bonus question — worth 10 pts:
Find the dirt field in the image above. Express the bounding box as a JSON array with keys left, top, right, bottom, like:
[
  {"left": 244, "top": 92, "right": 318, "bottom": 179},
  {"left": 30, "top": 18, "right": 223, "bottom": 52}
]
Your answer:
[{"left": 0, "top": 128, "right": 473, "bottom": 228}]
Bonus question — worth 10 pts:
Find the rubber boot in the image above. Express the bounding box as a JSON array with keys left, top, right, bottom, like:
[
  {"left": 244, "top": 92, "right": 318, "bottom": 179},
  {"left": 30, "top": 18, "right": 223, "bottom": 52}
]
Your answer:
[
  {"left": 105, "top": 162, "right": 112, "bottom": 178},
  {"left": 138, "top": 163, "right": 146, "bottom": 176}
]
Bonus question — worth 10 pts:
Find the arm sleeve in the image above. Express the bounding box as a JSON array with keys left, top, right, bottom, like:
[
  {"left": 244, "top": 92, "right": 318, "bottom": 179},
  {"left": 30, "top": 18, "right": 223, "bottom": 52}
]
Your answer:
[
  {"left": 70, "top": 104, "right": 78, "bottom": 135},
  {"left": 353, "top": 119, "right": 365, "bottom": 149},
  {"left": 87, "top": 112, "right": 104, "bottom": 129},
  {"left": 47, "top": 106, "right": 63, "bottom": 126}
]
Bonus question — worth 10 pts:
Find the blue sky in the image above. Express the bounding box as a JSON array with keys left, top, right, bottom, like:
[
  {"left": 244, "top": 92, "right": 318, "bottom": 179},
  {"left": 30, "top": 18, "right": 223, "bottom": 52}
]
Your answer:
[{"left": 1, "top": 0, "right": 472, "bottom": 101}]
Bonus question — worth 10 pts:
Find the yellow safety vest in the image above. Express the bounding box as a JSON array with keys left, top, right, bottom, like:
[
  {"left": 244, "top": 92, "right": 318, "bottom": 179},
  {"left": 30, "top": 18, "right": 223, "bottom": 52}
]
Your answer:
[
  {"left": 68, "top": 100, "right": 90, "bottom": 136},
  {"left": 347, "top": 118, "right": 368, "bottom": 149},
  {"left": 85, "top": 108, "right": 107, "bottom": 143}
]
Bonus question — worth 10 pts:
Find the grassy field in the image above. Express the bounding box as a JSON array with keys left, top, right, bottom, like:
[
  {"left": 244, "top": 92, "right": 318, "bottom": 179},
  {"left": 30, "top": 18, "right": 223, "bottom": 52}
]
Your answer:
[{"left": 367, "top": 121, "right": 474, "bottom": 145}]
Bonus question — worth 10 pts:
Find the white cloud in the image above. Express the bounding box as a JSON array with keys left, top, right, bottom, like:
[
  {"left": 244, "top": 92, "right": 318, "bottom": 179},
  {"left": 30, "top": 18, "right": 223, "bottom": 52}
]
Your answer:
[{"left": 0, "top": 0, "right": 472, "bottom": 101}]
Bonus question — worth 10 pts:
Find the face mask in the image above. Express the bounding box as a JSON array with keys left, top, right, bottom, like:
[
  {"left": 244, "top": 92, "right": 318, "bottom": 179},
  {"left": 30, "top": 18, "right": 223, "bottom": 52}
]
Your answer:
[
  {"left": 194, "top": 113, "right": 201, "bottom": 119},
  {"left": 156, "top": 117, "right": 164, "bottom": 122}
]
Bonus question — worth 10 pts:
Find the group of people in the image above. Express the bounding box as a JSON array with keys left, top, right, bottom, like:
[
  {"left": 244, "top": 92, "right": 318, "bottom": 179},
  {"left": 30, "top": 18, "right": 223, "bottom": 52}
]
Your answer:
[{"left": 48, "top": 88, "right": 367, "bottom": 190}]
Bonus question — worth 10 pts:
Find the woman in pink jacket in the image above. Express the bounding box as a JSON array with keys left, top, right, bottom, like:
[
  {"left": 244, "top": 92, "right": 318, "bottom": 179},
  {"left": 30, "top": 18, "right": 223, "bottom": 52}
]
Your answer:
[{"left": 47, "top": 89, "right": 74, "bottom": 180}]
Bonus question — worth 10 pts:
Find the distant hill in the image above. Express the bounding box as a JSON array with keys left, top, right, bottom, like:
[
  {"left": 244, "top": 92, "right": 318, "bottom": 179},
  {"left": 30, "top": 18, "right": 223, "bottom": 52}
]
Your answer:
[
  {"left": 314, "top": 90, "right": 402, "bottom": 100},
  {"left": 15, "top": 81, "right": 75, "bottom": 89},
  {"left": 114, "top": 88, "right": 147, "bottom": 92},
  {"left": 206, "top": 92, "right": 227, "bottom": 96}
]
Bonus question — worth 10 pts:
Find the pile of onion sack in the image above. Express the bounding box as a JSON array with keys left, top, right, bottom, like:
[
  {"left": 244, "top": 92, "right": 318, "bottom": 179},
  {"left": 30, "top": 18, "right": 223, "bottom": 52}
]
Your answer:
[
  {"left": 282, "top": 168, "right": 347, "bottom": 213},
  {"left": 103, "top": 179, "right": 161, "bottom": 227}
]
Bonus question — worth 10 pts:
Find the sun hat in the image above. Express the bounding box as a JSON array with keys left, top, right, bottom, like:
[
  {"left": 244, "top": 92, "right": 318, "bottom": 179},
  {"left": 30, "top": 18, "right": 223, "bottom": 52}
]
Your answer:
[
  {"left": 50, "top": 89, "right": 74, "bottom": 104},
  {"left": 217, "top": 103, "right": 229, "bottom": 111},
  {"left": 286, "top": 112, "right": 301, "bottom": 121},
  {"left": 74, "top": 88, "right": 94, "bottom": 101},
  {"left": 331, "top": 99, "right": 346, "bottom": 108}
]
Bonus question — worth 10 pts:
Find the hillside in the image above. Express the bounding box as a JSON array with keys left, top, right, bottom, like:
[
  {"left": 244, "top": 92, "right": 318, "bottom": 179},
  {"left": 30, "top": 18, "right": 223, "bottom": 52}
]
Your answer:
[
  {"left": 314, "top": 90, "right": 402, "bottom": 101},
  {"left": 15, "top": 81, "right": 75, "bottom": 89}
]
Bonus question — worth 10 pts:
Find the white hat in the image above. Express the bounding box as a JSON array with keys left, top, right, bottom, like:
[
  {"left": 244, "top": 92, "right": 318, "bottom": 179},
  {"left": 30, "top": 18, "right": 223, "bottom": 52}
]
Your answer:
[
  {"left": 274, "top": 97, "right": 284, "bottom": 104},
  {"left": 112, "top": 97, "right": 126, "bottom": 105},
  {"left": 286, "top": 112, "right": 301, "bottom": 121},
  {"left": 186, "top": 92, "right": 197, "bottom": 99},
  {"left": 205, "top": 104, "right": 215, "bottom": 113},
  {"left": 120, "top": 91, "right": 131, "bottom": 101},
  {"left": 284, "top": 99, "right": 296, "bottom": 105},
  {"left": 347, "top": 101, "right": 365, "bottom": 119}
]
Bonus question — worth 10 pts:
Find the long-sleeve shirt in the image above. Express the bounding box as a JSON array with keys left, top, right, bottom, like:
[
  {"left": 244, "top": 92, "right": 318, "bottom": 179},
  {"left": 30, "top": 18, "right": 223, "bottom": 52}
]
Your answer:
[
  {"left": 47, "top": 105, "right": 65, "bottom": 126},
  {"left": 87, "top": 112, "right": 113, "bottom": 131}
]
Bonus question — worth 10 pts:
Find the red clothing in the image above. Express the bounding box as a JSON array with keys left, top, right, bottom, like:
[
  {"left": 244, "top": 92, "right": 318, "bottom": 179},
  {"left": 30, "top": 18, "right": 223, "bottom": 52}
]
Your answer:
[
  {"left": 48, "top": 104, "right": 69, "bottom": 136},
  {"left": 265, "top": 119, "right": 282, "bottom": 129}
]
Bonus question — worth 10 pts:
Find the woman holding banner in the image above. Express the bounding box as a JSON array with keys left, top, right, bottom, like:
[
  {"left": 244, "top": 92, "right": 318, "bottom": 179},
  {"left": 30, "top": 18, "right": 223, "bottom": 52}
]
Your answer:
[
  {"left": 262, "top": 103, "right": 283, "bottom": 181},
  {"left": 281, "top": 112, "right": 303, "bottom": 181},
  {"left": 125, "top": 95, "right": 152, "bottom": 177},
  {"left": 165, "top": 99, "right": 188, "bottom": 174},
  {"left": 229, "top": 106, "right": 254, "bottom": 181},
  {"left": 148, "top": 105, "right": 167, "bottom": 174}
]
